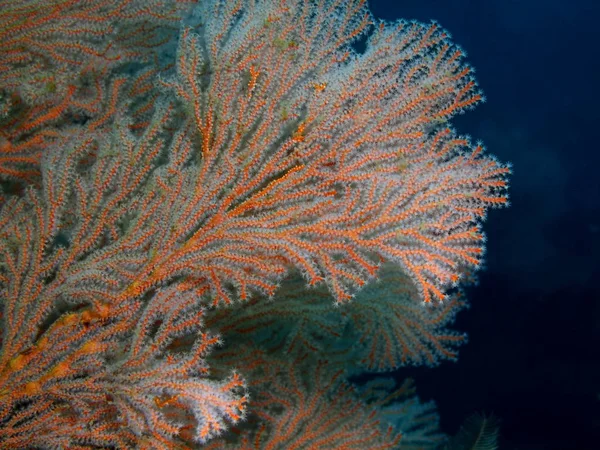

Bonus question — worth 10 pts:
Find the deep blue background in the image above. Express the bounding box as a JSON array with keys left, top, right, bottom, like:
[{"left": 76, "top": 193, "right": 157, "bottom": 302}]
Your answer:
[{"left": 368, "top": 1, "right": 600, "bottom": 449}]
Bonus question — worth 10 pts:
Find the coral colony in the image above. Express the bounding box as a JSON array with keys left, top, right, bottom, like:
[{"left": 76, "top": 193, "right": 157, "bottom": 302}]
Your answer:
[{"left": 0, "top": 1, "right": 508, "bottom": 448}]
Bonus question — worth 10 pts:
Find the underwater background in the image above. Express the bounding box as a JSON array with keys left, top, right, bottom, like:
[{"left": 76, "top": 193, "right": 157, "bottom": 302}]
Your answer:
[{"left": 370, "top": 0, "right": 600, "bottom": 449}]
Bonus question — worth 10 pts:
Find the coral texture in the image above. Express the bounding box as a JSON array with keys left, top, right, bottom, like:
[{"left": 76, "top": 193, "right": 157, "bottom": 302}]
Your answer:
[{"left": 0, "top": 0, "right": 508, "bottom": 448}]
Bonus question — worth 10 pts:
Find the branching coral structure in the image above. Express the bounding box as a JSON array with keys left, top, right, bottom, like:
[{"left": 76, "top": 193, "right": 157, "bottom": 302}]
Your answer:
[{"left": 0, "top": 0, "right": 509, "bottom": 448}]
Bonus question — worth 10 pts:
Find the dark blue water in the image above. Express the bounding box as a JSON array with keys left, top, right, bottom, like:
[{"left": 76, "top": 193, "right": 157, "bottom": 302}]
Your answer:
[{"left": 370, "top": 1, "right": 600, "bottom": 448}]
